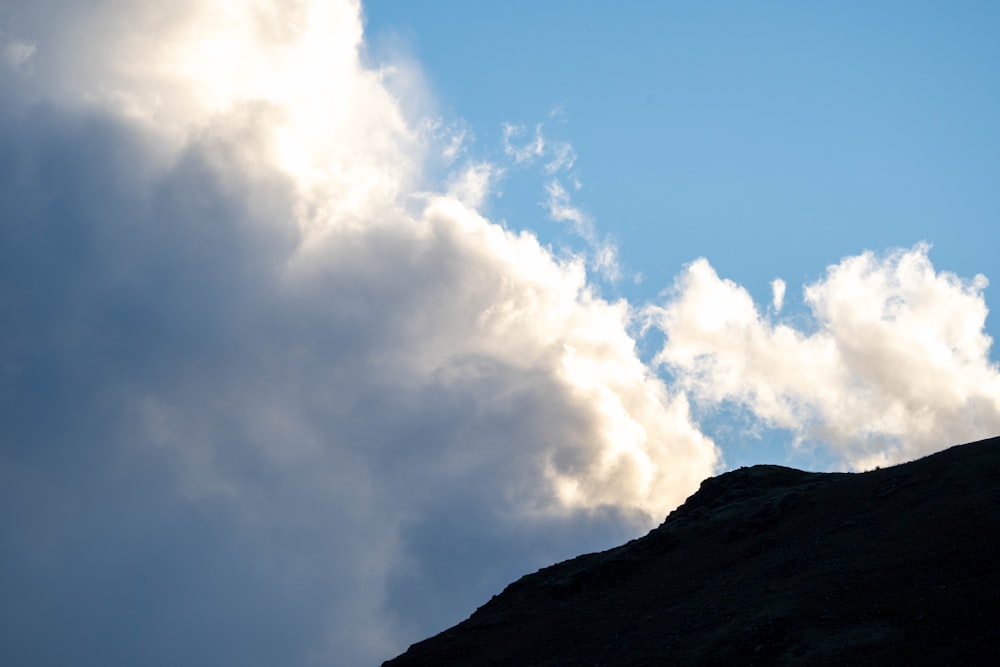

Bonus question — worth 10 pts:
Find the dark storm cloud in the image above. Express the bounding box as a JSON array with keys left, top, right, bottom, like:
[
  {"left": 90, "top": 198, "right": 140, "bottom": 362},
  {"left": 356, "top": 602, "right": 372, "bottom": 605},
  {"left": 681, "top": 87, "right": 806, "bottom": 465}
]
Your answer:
[
  {"left": 0, "top": 104, "right": 325, "bottom": 666},
  {"left": 0, "top": 3, "right": 725, "bottom": 665},
  {"left": 0, "top": 98, "right": 713, "bottom": 665}
]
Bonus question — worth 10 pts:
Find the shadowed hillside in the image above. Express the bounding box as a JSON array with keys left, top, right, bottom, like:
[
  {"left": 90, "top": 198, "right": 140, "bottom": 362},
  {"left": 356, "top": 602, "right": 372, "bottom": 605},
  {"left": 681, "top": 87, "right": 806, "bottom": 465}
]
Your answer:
[{"left": 384, "top": 436, "right": 1000, "bottom": 665}]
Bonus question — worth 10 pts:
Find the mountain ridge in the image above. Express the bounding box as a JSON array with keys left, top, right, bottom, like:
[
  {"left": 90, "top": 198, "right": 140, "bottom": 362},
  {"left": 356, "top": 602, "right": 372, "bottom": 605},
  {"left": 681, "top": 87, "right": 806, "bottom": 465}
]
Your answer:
[{"left": 384, "top": 436, "right": 1000, "bottom": 665}]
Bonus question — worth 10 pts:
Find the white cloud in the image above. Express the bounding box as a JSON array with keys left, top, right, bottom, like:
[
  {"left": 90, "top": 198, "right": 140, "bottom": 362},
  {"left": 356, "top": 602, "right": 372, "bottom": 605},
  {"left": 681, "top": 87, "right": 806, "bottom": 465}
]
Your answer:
[
  {"left": 502, "top": 121, "right": 545, "bottom": 163},
  {"left": 544, "top": 178, "right": 588, "bottom": 229},
  {"left": 771, "top": 277, "right": 786, "bottom": 313},
  {"left": 0, "top": 1, "right": 718, "bottom": 665},
  {"left": 498, "top": 116, "right": 613, "bottom": 279},
  {"left": 441, "top": 126, "right": 467, "bottom": 162},
  {"left": 543, "top": 178, "right": 622, "bottom": 282},
  {"left": 544, "top": 140, "right": 577, "bottom": 173},
  {"left": 445, "top": 161, "right": 502, "bottom": 208},
  {"left": 501, "top": 118, "right": 576, "bottom": 175},
  {"left": 592, "top": 241, "right": 623, "bottom": 284},
  {"left": 649, "top": 245, "right": 1000, "bottom": 470}
]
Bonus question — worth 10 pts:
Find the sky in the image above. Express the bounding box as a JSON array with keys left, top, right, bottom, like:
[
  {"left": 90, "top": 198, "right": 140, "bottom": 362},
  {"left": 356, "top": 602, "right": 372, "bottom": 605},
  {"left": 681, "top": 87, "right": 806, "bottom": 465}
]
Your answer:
[{"left": 0, "top": 1, "right": 998, "bottom": 665}]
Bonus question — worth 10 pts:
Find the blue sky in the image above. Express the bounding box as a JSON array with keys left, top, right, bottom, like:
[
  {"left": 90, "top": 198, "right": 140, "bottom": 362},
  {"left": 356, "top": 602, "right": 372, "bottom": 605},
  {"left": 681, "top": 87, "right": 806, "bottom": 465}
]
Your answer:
[
  {"left": 366, "top": 1, "right": 1000, "bottom": 295},
  {"left": 364, "top": 0, "right": 1000, "bottom": 467},
  {"left": 364, "top": 0, "right": 1000, "bottom": 303},
  {"left": 2, "top": 2, "right": 999, "bottom": 665}
]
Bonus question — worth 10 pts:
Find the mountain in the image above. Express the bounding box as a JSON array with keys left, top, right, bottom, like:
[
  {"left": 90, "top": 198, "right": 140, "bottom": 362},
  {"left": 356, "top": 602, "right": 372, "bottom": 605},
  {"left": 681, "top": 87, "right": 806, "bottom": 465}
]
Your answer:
[{"left": 384, "top": 436, "right": 1000, "bottom": 665}]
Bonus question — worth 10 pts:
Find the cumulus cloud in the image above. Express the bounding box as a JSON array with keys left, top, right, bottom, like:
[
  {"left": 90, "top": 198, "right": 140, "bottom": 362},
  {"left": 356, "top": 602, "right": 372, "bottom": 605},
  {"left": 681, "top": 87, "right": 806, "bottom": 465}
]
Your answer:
[
  {"left": 0, "top": 1, "right": 719, "bottom": 665},
  {"left": 649, "top": 245, "right": 1000, "bottom": 470}
]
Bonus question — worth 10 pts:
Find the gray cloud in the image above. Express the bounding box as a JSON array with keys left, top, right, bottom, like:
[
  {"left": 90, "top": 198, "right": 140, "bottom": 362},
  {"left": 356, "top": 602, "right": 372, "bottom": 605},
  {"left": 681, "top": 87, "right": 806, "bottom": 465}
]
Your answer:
[
  {"left": 0, "top": 105, "right": 326, "bottom": 666},
  {"left": 0, "top": 3, "right": 719, "bottom": 664}
]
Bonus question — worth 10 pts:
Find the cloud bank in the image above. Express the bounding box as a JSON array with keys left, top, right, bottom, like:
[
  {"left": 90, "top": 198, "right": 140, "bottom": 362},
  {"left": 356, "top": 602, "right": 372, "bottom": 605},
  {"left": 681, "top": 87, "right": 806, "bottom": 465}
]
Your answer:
[{"left": 0, "top": 1, "right": 717, "bottom": 664}]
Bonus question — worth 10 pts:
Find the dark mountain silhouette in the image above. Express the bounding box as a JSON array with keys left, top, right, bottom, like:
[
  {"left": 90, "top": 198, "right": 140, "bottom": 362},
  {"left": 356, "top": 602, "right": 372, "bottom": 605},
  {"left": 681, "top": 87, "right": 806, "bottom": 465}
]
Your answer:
[{"left": 384, "top": 436, "right": 1000, "bottom": 665}]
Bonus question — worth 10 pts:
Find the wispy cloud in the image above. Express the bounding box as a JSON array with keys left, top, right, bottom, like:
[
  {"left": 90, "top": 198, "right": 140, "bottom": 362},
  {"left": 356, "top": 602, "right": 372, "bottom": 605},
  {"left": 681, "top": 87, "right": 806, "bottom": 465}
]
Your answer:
[
  {"left": 543, "top": 178, "right": 621, "bottom": 282},
  {"left": 502, "top": 121, "right": 545, "bottom": 163},
  {"left": 446, "top": 160, "right": 502, "bottom": 208},
  {"left": 544, "top": 140, "right": 577, "bottom": 173},
  {"left": 544, "top": 178, "right": 587, "bottom": 228},
  {"left": 496, "top": 114, "right": 624, "bottom": 283},
  {"left": 771, "top": 278, "right": 786, "bottom": 313}
]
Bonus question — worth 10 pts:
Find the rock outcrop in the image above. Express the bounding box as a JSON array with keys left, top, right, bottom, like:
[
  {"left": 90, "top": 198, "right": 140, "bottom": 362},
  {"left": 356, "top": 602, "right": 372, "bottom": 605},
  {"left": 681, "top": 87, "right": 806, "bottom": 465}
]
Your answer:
[{"left": 385, "top": 436, "right": 1000, "bottom": 665}]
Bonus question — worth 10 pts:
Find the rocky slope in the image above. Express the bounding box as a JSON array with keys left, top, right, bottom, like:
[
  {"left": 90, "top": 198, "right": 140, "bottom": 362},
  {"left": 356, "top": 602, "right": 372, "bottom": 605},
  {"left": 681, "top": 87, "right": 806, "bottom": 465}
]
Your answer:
[{"left": 384, "top": 436, "right": 1000, "bottom": 665}]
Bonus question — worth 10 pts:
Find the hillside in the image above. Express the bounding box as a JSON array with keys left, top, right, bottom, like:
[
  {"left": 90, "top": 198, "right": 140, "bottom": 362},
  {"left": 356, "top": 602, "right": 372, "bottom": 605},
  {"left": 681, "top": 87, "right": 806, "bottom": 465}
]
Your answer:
[{"left": 384, "top": 436, "right": 1000, "bottom": 665}]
